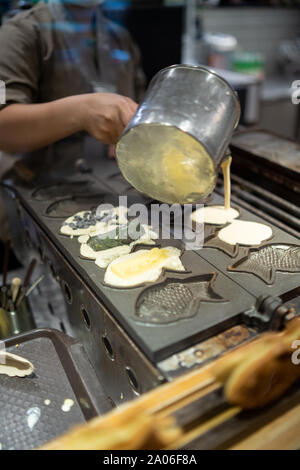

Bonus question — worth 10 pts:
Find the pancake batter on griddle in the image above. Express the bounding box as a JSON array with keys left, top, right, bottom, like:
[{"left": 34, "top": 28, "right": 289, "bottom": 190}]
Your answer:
[
  {"left": 190, "top": 154, "right": 273, "bottom": 246},
  {"left": 217, "top": 219, "right": 273, "bottom": 246}
]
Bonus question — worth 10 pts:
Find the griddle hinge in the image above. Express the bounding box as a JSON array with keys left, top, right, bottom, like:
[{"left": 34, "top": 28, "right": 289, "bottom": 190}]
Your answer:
[{"left": 243, "top": 295, "right": 296, "bottom": 331}]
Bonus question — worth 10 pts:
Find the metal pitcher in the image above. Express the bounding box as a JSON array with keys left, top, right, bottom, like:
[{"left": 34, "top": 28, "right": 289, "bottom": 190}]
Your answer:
[{"left": 116, "top": 64, "right": 240, "bottom": 204}]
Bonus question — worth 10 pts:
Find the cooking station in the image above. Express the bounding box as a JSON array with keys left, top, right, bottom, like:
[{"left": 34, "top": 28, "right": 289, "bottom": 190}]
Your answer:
[
  {"left": 1, "top": 0, "right": 300, "bottom": 452},
  {"left": 3, "top": 129, "right": 299, "bottom": 414}
]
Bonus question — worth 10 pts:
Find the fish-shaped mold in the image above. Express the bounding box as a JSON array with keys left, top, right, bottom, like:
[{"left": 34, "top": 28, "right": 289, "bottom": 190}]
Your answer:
[
  {"left": 228, "top": 244, "right": 300, "bottom": 284},
  {"left": 204, "top": 233, "right": 239, "bottom": 257},
  {"left": 32, "top": 181, "right": 92, "bottom": 201},
  {"left": 45, "top": 194, "right": 105, "bottom": 218},
  {"left": 134, "top": 274, "right": 225, "bottom": 324},
  {"left": 203, "top": 226, "right": 240, "bottom": 257},
  {"left": 203, "top": 223, "right": 274, "bottom": 257}
]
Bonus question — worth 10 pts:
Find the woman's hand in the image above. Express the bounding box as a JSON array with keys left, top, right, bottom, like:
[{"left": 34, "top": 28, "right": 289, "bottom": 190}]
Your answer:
[{"left": 80, "top": 92, "right": 137, "bottom": 144}]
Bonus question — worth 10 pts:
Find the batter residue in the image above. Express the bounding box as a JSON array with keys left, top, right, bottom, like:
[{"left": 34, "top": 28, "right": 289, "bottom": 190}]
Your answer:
[{"left": 0, "top": 351, "right": 34, "bottom": 377}]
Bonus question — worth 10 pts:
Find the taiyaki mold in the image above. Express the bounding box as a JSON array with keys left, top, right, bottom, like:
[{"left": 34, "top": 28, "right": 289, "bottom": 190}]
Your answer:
[
  {"left": 31, "top": 180, "right": 95, "bottom": 201},
  {"left": 228, "top": 244, "right": 300, "bottom": 284},
  {"left": 204, "top": 225, "right": 241, "bottom": 257},
  {"left": 10, "top": 175, "right": 258, "bottom": 361},
  {"left": 203, "top": 222, "right": 274, "bottom": 257},
  {"left": 45, "top": 194, "right": 106, "bottom": 218},
  {"left": 134, "top": 273, "right": 226, "bottom": 324}
]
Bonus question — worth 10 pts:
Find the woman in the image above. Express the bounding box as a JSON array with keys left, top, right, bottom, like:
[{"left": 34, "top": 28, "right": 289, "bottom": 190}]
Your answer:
[{"left": 0, "top": 0, "right": 145, "bottom": 243}]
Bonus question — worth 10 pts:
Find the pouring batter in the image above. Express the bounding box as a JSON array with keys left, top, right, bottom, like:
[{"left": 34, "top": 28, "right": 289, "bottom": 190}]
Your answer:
[
  {"left": 221, "top": 155, "right": 232, "bottom": 211},
  {"left": 215, "top": 156, "right": 273, "bottom": 245},
  {"left": 191, "top": 155, "right": 239, "bottom": 225},
  {"left": 191, "top": 154, "right": 273, "bottom": 246}
]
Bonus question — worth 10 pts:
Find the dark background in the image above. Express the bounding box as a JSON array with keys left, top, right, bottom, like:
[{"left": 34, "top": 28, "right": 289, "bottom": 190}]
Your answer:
[{"left": 102, "top": 2, "right": 184, "bottom": 84}]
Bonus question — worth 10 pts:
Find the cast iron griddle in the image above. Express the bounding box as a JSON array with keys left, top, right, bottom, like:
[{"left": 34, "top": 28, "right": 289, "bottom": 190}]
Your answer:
[
  {"left": 7, "top": 164, "right": 299, "bottom": 361},
  {"left": 0, "top": 328, "right": 111, "bottom": 450},
  {"left": 7, "top": 175, "right": 256, "bottom": 361}
]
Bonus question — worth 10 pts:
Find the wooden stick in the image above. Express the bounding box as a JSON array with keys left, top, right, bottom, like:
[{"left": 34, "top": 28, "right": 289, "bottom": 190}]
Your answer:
[
  {"left": 229, "top": 402, "right": 300, "bottom": 450},
  {"left": 22, "top": 259, "right": 37, "bottom": 289},
  {"left": 25, "top": 275, "right": 44, "bottom": 298},
  {"left": 15, "top": 259, "right": 37, "bottom": 307},
  {"left": 11, "top": 277, "right": 21, "bottom": 303},
  {"left": 0, "top": 286, "right": 7, "bottom": 309},
  {"left": 2, "top": 239, "right": 11, "bottom": 287},
  {"left": 166, "top": 406, "right": 241, "bottom": 450}
]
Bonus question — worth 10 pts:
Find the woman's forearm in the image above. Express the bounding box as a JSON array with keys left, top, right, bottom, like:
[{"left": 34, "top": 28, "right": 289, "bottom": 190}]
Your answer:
[
  {"left": 0, "top": 92, "right": 137, "bottom": 153},
  {"left": 0, "top": 95, "right": 84, "bottom": 153}
]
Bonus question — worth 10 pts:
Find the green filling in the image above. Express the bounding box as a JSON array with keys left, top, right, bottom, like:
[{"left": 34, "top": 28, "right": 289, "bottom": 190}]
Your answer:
[
  {"left": 87, "top": 222, "right": 144, "bottom": 252},
  {"left": 87, "top": 235, "right": 132, "bottom": 252}
]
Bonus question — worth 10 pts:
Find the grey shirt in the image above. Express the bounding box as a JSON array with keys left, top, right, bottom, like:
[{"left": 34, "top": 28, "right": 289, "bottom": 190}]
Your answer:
[{"left": 0, "top": 1, "right": 145, "bottom": 180}]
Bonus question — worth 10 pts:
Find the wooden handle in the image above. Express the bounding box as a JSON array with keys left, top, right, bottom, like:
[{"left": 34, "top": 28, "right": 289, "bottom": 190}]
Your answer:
[
  {"left": 213, "top": 317, "right": 300, "bottom": 409},
  {"left": 40, "top": 318, "right": 300, "bottom": 450},
  {"left": 41, "top": 411, "right": 181, "bottom": 450}
]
